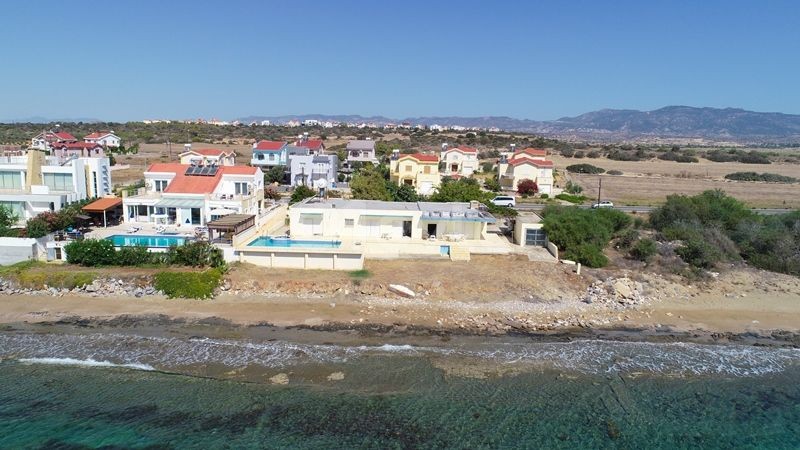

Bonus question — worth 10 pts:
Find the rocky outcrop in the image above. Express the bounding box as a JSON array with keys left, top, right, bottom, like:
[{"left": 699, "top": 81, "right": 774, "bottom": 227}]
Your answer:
[
  {"left": 0, "top": 278, "right": 161, "bottom": 298},
  {"left": 582, "top": 277, "right": 649, "bottom": 308}
]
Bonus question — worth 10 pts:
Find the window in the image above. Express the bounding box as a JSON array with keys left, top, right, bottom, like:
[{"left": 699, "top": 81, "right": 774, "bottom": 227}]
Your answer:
[
  {"left": 423, "top": 166, "right": 430, "bottom": 174},
  {"left": 257, "top": 153, "right": 264, "bottom": 160},
  {"left": 154, "top": 179, "right": 168, "bottom": 192},
  {"left": 344, "top": 218, "right": 354, "bottom": 227},
  {"left": 234, "top": 182, "right": 249, "bottom": 196},
  {"left": 42, "top": 173, "right": 73, "bottom": 191},
  {"left": 0, "top": 201, "right": 24, "bottom": 218},
  {"left": 404, "top": 165, "right": 412, "bottom": 172},
  {"left": 191, "top": 208, "right": 202, "bottom": 225},
  {"left": 0, "top": 171, "right": 22, "bottom": 189},
  {"left": 268, "top": 154, "right": 276, "bottom": 161},
  {"left": 136, "top": 205, "right": 148, "bottom": 216}
]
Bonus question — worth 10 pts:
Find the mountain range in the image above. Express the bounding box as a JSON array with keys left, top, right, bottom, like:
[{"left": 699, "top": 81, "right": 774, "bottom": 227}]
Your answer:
[{"left": 239, "top": 106, "right": 800, "bottom": 144}]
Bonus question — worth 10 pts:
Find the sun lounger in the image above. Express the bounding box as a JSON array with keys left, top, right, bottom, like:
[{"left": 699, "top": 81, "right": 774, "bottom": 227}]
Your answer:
[{"left": 126, "top": 226, "right": 141, "bottom": 234}]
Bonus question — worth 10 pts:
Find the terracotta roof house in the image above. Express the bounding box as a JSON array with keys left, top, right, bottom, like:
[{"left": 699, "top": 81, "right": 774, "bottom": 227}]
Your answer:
[
  {"left": 83, "top": 131, "right": 121, "bottom": 148},
  {"left": 123, "top": 163, "right": 265, "bottom": 227},
  {"left": 497, "top": 148, "right": 554, "bottom": 195},
  {"left": 389, "top": 151, "right": 441, "bottom": 195}
]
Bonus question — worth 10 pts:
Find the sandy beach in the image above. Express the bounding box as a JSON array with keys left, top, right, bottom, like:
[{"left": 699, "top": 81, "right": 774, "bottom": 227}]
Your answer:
[{"left": 0, "top": 257, "right": 798, "bottom": 344}]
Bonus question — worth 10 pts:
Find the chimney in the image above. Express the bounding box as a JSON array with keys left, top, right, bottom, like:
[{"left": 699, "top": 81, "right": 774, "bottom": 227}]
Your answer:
[
  {"left": 441, "top": 143, "right": 448, "bottom": 152},
  {"left": 510, "top": 143, "right": 516, "bottom": 153},
  {"left": 184, "top": 143, "right": 191, "bottom": 152},
  {"left": 391, "top": 149, "right": 400, "bottom": 160}
]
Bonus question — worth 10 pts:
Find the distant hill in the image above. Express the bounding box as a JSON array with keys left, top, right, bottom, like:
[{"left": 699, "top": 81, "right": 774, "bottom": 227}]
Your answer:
[
  {"left": 1, "top": 116, "right": 103, "bottom": 124},
  {"left": 239, "top": 106, "right": 800, "bottom": 143}
]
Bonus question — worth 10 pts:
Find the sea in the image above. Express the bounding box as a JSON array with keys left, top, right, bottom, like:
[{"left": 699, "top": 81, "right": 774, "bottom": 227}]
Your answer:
[{"left": 0, "top": 327, "right": 799, "bottom": 449}]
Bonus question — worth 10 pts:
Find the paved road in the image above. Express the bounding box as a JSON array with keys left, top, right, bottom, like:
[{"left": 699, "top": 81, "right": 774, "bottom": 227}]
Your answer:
[{"left": 514, "top": 203, "right": 793, "bottom": 215}]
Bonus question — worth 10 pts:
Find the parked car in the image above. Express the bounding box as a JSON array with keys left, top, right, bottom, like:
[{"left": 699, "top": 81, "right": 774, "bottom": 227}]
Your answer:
[
  {"left": 591, "top": 200, "right": 614, "bottom": 209},
  {"left": 490, "top": 195, "right": 516, "bottom": 207}
]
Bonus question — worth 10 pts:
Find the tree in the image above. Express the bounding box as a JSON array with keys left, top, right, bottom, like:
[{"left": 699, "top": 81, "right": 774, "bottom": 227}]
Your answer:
[
  {"left": 290, "top": 185, "right": 316, "bottom": 204},
  {"left": 517, "top": 179, "right": 538, "bottom": 196},
  {"left": 484, "top": 174, "right": 501, "bottom": 192},
  {"left": 350, "top": 166, "right": 391, "bottom": 201},
  {"left": 264, "top": 165, "right": 286, "bottom": 185},
  {"left": 25, "top": 217, "right": 50, "bottom": 238},
  {"left": 0, "top": 205, "right": 18, "bottom": 236},
  {"left": 387, "top": 182, "right": 420, "bottom": 202},
  {"left": 429, "top": 178, "right": 487, "bottom": 203}
]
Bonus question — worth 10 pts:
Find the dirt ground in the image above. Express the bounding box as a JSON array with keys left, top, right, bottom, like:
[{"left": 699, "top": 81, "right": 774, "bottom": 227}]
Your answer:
[{"left": 549, "top": 155, "right": 800, "bottom": 208}]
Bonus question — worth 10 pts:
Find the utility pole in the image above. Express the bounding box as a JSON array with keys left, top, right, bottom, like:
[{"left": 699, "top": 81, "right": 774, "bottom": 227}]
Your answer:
[{"left": 597, "top": 176, "right": 602, "bottom": 207}]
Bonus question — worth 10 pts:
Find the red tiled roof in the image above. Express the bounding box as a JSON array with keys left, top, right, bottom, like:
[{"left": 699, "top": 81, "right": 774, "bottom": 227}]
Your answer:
[
  {"left": 254, "top": 140, "right": 286, "bottom": 150},
  {"left": 84, "top": 131, "right": 114, "bottom": 140},
  {"left": 515, "top": 147, "right": 547, "bottom": 157},
  {"left": 54, "top": 132, "right": 76, "bottom": 141},
  {"left": 82, "top": 197, "right": 122, "bottom": 212},
  {"left": 295, "top": 139, "right": 324, "bottom": 150},
  {"left": 509, "top": 158, "right": 554, "bottom": 168},
  {"left": 145, "top": 163, "right": 257, "bottom": 194},
  {"left": 54, "top": 142, "right": 103, "bottom": 150},
  {"left": 400, "top": 153, "right": 438, "bottom": 163}
]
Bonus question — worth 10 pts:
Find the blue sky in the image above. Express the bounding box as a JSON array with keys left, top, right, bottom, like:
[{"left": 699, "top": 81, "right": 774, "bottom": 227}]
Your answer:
[{"left": 2, "top": 0, "right": 798, "bottom": 121}]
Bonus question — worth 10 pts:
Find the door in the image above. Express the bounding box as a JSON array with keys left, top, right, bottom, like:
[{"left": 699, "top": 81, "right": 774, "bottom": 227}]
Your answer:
[
  {"left": 440, "top": 245, "right": 450, "bottom": 256},
  {"left": 402, "top": 220, "right": 412, "bottom": 237},
  {"left": 427, "top": 223, "right": 437, "bottom": 237}
]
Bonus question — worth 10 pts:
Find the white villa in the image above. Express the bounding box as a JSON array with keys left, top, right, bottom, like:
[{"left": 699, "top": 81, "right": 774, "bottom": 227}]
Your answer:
[
  {"left": 30, "top": 131, "right": 77, "bottom": 151},
  {"left": 441, "top": 144, "right": 479, "bottom": 178},
  {"left": 83, "top": 131, "right": 121, "bottom": 148},
  {"left": 0, "top": 150, "right": 111, "bottom": 223},
  {"left": 345, "top": 140, "right": 378, "bottom": 164},
  {"left": 497, "top": 148, "right": 555, "bottom": 195},
  {"left": 178, "top": 146, "right": 236, "bottom": 166},
  {"left": 122, "top": 163, "right": 264, "bottom": 227}
]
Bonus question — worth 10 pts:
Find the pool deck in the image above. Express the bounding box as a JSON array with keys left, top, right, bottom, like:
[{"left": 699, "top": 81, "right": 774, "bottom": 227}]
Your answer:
[{"left": 85, "top": 223, "right": 197, "bottom": 241}]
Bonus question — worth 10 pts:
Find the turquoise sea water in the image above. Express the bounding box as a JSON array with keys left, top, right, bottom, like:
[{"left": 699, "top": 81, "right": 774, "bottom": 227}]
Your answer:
[
  {"left": 248, "top": 237, "right": 342, "bottom": 248},
  {"left": 1, "top": 331, "right": 799, "bottom": 448},
  {"left": 106, "top": 234, "right": 187, "bottom": 248}
]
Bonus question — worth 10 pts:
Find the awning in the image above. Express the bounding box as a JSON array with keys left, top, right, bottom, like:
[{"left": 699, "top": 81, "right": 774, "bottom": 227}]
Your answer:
[
  {"left": 207, "top": 214, "right": 256, "bottom": 234},
  {"left": 210, "top": 208, "right": 235, "bottom": 216},
  {"left": 82, "top": 197, "right": 122, "bottom": 212},
  {"left": 154, "top": 198, "right": 205, "bottom": 208}
]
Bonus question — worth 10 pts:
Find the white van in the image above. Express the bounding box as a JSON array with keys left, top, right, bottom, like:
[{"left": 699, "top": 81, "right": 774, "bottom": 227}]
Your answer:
[{"left": 490, "top": 195, "right": 516, "bottom": 207}]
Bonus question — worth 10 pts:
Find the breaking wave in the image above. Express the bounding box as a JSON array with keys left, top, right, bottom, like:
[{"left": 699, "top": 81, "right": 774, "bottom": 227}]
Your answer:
[{"left": 1, "top": 332, "right": 798, "bottom": 377}]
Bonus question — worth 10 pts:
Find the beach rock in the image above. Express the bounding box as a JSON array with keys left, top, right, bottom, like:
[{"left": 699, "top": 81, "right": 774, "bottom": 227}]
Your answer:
[
  {"left": 85, "top": 284, "right": 98, "bottom": 293},
  {"left": 613, "top": 279, "right": 634, "bottom": 299},
  {"left": 388, "top": 284, "right": 416, "bottom": 298},
  {"left": 269, "top": 373, "right": 289, "bottom": 385},
  {"left": 327, "top": 372, "right": 345, "bottom": 381}
]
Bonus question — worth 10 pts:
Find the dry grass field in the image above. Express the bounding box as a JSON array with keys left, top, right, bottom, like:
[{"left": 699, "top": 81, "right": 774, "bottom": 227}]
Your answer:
[{"left": 550, "top": 155, "right": 800, "bottom": 208}]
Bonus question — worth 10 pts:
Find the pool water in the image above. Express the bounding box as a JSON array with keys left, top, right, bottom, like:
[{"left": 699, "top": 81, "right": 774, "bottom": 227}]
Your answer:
[
  {"left": 106, "top": 235, "right": 187, "bottom": 248},
  {"left": 248, "top": 237, "right": 342, "bottom": 248}
]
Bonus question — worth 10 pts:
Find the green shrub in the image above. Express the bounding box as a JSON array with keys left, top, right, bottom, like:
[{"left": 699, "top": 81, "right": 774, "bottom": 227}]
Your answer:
[
  {"left": 25, "top": 217, "right": 49, "bottom": 238},
  {"left": 607, "top": 170, "right": 623, "bottom": 176},
  {"left": 154, "top": 268, "right": 223, "bottom": 299},
  {"left": 290, "top": 185, "right": 317, "bottom": 204},
  {"left": 349, "top": 269, "right": 371, "bottom": 279},
  {"left": 724, "top": 172, "right": 797, "bottom": 183},
  {"left": 116, "top": 245, "right": 155, "bottom": 266},
  {"left": 676, "top": 239, "right": 721, "bottom": 269},
  {"left": 542, "top": 206, "right": 633, "bottom": 267},
  {"left": 566, "top": 164, "right": 605, "bottom": 174},
  {"left": 629, "top": 238, "right": 657, "bottom": 262},
  {"left": 65, "top": 239, "right": 116, "bottom": 266},
  {"left": 555, "top": 193, "right": 587, "bottom": 204},
  {"left": 539, "top": 193, "right": 549, "bottom": 199},
  {"left": 167, "top": 241, "right": 225, "bottom": 268},
  {"left": 565, "top": 181, "right": 583, "bottom": 194},
  {"left": 658, "top": 152, "right": 698, "bottom": 163},
  {"left": 616, "top": 229, "right": 640, "bottom": 250}
]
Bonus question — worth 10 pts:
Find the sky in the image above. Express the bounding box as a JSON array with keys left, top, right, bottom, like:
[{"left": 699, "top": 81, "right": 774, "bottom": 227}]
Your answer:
[{"left": 1, "top": 0, "right": 799, "bottom": 122}]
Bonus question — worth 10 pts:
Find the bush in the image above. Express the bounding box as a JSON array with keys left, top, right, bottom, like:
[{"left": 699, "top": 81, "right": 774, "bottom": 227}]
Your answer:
[
  {"left": 517, "top": 179, "right": 538, "bottom": 196},
  {"left": 481, "top": 162, "right": 495, "bottom": 173},
  {"left": 565, "top": 181, "right": 583, "bottom": 194},
  {"left": 587, "top": 150, "right": 600, "bottom": 158},
  {"left": 629, "top": 238, "right": 657, "bottom": 262},
  {"left": 539, "top": 193, "right": 549, "bottom": 199},
  {"left": 65, "top": 239, "right": 117, "bottom": 266},
  {"left": 541, "top": 206, "right": 632, "bottom": 267},
  {"left": 483, "top": 175, "right": 501, "bottom": 192},
  {"left": 264, "top": 186, "right": 281, "bottom": 200},
  {"left": 154, "top": 268, "right": 223, "bottom": 299},
  {"left": 560, "top": 147, "right": 575, "bottom": 157},
  {"left": 115, "top": 245, "right": 155, "bottom": 266},
  {"left": 574, "top": 151, "right": 585, "bottom": 159},
  {"left": 607, "top": 170, "right": 623, "bottom": 175},
  {"left": 167, "top": 241, "right": 225, "bottom": 268},
  {"left": 616, "top": 229, "right": 639, "bottom": 250},
  {"left": 555, "top": 193, "right": 587, "bottom": 204},
  {"left": 25, "top": 217, "right": 50, "bottom": 238},
  {"left": 290, "top": 185, "right": 317, "bottom": 204},
  {"left": 607, "top": 150, "right": 644, "bottom": 161},
  {"left": 676, "top": 239, "right": 721, "bottom": 269},
  {"left": 658, "top": 152, "right": 698, "bottom": 163},
  {"left": 566, "top": 164, "right": 605, "bottom": 174},
  {"left": 724, "top": 172, "right": 797, "bottom": 183}
]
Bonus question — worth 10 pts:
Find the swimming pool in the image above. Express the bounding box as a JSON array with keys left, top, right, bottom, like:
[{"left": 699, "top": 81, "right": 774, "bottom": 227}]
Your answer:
[
  {"left": 106, "top": 235, "right": 188, "bottom": 248},
  {"left": 247, "top": 237, "right": 342, "bottom": 248}
]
